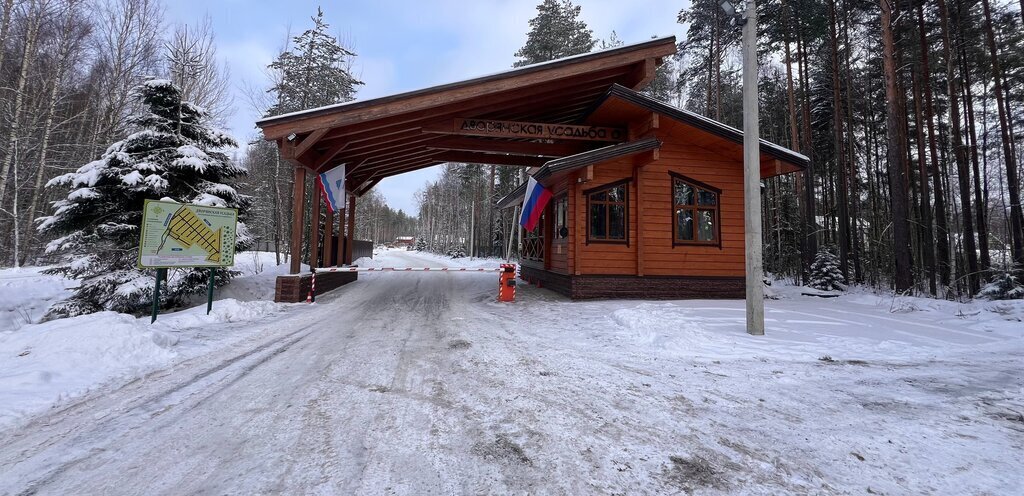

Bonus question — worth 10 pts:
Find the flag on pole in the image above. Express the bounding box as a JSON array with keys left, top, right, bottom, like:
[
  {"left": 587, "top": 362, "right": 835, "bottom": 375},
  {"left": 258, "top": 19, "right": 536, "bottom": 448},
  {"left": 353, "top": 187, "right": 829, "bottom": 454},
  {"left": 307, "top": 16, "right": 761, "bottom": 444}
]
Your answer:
[
  {"left": 519, "top": 176, "right": 552, "bottom": 232},
  {"left": 318, "top": 164, "right": 346, "bottom": 212}
]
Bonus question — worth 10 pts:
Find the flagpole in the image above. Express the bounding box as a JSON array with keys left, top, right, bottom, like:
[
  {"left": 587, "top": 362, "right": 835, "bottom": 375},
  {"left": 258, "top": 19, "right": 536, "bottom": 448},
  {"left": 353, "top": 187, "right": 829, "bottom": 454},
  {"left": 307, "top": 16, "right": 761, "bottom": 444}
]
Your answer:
[{"left": 507, "top": 206, "right": 518, "bottom": 261}]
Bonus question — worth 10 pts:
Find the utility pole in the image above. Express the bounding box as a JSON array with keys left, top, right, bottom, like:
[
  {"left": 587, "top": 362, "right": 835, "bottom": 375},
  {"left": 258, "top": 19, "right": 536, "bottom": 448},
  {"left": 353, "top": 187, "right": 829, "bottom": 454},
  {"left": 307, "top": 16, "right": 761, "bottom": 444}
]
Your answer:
[
  {"left": 721, "top": 0, "right": 764, "bottom": 335},
  {"left": 743, "top": 0, "right": 764, "bottom": 335}
]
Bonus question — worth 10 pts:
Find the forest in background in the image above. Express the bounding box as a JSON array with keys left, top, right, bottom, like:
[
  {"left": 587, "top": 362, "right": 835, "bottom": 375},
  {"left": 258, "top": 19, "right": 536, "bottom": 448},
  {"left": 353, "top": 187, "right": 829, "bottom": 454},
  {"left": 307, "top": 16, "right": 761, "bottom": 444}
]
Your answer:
[{"left": 0, "top": 0, "right": 1021, "bottom": 300}]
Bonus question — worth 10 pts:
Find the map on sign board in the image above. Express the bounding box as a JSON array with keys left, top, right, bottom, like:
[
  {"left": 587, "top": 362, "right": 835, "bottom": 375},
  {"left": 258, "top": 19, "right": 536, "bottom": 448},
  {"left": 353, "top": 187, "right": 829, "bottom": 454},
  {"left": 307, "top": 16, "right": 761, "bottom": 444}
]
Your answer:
[{"left": 138, "top": 199, "right": 237, "bottom": 268}]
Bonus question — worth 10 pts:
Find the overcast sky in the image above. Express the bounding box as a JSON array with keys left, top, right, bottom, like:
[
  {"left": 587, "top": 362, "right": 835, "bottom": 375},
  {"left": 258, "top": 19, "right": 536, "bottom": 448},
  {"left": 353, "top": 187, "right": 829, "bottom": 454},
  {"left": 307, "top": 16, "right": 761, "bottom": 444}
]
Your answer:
[{"left": 164, "top": 0, "right": 688, "bottom": 214}]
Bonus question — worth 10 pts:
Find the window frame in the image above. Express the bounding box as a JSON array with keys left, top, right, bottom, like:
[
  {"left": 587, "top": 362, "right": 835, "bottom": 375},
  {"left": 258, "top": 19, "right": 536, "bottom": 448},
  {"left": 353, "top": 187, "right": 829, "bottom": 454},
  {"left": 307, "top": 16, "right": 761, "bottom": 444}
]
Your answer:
[
  {"left": 552, "top": 194, "right": 568, "bottom": 242},
  {"left": 521, "top": 212, "right": 545, "bottom": 262},
  {"left": 584, "top": 178, "right": 630, "bottom": 245},
  {"left": 669, "top": 171, "right": 722, "bottom": 248}
]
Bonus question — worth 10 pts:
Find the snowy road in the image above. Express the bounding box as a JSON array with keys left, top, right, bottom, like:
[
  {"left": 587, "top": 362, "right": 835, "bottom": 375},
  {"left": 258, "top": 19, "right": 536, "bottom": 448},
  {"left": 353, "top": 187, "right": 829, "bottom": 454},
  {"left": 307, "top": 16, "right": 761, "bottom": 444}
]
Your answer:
[{"left": 1, "top": 250, "right": 1022, "bottom": 494}]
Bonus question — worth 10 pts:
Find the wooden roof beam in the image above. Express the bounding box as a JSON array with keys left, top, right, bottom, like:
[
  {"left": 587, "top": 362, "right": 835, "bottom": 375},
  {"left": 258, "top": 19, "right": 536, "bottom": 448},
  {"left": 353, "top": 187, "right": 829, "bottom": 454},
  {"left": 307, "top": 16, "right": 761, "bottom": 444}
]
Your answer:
[
  {"left": 310, "top": 71, "right": 631, "bottom": 147},
  {"left": 258, "top": 38, "right": 675, "bottom": 139},
  {"left": 426, "top": 136, "right": 589, "bottom": 157},
  {"left": 433, "top": 151, "right": 547, "bottom": 167},
  {"left": 421, "top": 118, "right": 625, "bottom": 142},
  {"left": 349, "top": 159, "right": 442, "bottom": 187},
  {"left": 294, "top": 128, "right": 329, "bottom": 160},
  {"left": 348, "top": 150, "right": 443, "bottom": 180},
  {"left": 629, "top": 58, "right": 658, "bottom": 90}
]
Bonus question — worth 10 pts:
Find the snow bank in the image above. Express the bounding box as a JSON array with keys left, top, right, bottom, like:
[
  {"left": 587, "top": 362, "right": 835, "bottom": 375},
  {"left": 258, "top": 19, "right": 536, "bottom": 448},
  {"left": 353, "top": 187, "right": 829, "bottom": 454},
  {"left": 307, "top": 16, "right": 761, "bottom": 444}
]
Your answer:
[
  {"left": 0, "top": 267, "right": 76, "bottom": 331},
  {"left": 0, "top": 297, "right": 288, "bottom": 428},
  {"left": 0, "top": 253, "right": 302, "bottom": 429},
  {"left": 0, "top": 312, "right": 175, "bottom": 425}
]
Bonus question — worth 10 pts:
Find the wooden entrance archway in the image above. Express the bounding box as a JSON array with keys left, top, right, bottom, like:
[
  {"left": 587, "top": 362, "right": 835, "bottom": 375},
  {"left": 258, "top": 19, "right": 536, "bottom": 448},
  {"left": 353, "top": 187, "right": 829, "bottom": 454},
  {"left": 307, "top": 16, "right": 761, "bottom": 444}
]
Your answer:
[{"left": 255, "top": 37, "right": 677, "bottom": 301}]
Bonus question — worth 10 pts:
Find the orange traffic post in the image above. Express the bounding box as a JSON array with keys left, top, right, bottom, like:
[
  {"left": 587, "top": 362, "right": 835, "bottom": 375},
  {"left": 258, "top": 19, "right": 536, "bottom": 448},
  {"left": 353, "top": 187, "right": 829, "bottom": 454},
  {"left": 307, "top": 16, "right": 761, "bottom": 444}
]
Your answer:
[{"left": 498, "top": 264, "right": 516, "bottom": 302}]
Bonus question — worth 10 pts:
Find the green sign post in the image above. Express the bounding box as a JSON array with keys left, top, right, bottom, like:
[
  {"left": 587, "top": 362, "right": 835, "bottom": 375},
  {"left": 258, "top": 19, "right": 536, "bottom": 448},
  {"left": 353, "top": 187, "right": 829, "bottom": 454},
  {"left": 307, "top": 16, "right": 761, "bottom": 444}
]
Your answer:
[{"left": 138, "top": 199, "right": 238, "bottom": 322}]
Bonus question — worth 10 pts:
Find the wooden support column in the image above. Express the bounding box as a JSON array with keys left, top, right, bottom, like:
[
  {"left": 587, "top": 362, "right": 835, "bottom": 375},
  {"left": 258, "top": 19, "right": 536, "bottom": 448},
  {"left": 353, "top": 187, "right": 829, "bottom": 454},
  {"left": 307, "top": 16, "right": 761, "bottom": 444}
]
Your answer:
[
  {"left": 309, "top": 176, "right": 322, "bottom": 270},
  {"left": 573, "top": 177, "right": 583, "bottom": 276},
  {"left": 289, "top": 167, "right": 307, "bottom": 274},
  {"left": 324, "top": 206, "right": 334, "bottom": 266},
  {"left": 345, "top": 194, "right": 356, "bottom": 264},
  {"left": 635, "top": 166, "right": 644, "bottom": 277},
  {"left": 336, "top": 207, "right": 346, "bottom": 266}
]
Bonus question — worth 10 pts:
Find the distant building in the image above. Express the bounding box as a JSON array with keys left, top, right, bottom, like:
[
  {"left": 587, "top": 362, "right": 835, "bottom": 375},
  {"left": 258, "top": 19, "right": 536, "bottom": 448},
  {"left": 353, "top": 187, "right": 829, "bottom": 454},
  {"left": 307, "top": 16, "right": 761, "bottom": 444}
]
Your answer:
[{"left": 394, "top": 236, "right": 415, "bottom": 248}]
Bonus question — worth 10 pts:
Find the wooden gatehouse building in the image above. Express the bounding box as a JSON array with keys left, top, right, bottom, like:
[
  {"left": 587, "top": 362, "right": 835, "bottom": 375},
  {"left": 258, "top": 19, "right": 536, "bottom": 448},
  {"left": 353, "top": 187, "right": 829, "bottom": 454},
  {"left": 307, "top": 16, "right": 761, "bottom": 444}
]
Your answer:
[{"left": 255, "top": 36, "right": 807, "bottom": 302}]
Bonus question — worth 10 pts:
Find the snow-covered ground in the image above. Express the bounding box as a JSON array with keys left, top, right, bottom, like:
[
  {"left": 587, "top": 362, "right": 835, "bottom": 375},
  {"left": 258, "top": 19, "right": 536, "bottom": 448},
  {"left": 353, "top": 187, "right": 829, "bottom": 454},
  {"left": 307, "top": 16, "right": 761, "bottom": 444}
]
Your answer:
[
  {"left": 0, "top": 252, "right": 301, "bottom": 428},
  {"left": 0, "top": 267, "right": 77, "bottom": 331},
  {"left": 0, "top": 249, "right": 1021, "bottom": 494}
]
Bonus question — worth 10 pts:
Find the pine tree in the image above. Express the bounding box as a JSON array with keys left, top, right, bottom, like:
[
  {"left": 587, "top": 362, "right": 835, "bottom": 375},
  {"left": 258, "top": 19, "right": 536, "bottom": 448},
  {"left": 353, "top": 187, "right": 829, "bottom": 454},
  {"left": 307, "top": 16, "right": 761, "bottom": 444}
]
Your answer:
[
  {"left": 809, "top": 247, "right": 847, "bottom": 291},
  {"left": 38, "top": 78, "right": 250, "bottom": 318},
  {"left": 978, "top": 266, "right": 1024, "bottom": 300},
  {"left": 513, "top": 0, "right": 595, "bottom": 67},
  {"left": 266, "top": 8, "right": 363, "bottom": 116}
]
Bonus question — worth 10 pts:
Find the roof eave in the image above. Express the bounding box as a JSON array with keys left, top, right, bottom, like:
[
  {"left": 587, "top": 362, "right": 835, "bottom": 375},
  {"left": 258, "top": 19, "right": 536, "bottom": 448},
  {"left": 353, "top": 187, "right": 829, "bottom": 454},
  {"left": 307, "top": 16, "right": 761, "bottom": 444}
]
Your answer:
[
  {"left": 256, "top": 36, "right": 677, "bottom": 130},
  {"left": 594, "top": 84, "right": 810, "bottom": 170}
]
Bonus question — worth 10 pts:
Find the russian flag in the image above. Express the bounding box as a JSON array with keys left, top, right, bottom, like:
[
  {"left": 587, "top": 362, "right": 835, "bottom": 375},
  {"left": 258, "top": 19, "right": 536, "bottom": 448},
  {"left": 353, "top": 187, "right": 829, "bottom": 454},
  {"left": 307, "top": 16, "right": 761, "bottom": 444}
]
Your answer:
[{"left": 519, "top": 176, "right": 552, "bottom": 232}]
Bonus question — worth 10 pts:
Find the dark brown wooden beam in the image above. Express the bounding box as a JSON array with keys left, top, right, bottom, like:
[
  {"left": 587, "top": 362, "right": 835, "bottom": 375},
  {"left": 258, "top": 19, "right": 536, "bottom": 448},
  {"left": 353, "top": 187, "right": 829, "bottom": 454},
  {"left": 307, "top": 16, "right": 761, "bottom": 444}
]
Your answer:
[
  {"left": 422, "top": 118, "right": 625, "bottom": 142},
  {"left": 354, "top": 177, "right": 383, "bottom": 196},
  {"left": 426, "top": 136, "right": 589, "bottom": 157},
  {"left": 314, "top": 141, "right": 349, "bottom": 170},
  {"left": 334, "top": 145, "right": 433, "bottom": 172},
  {"left": 351, "top": 149, "right": 441, "bottom": 173},
  {"left": 433, "top": 151, "right": 547, "bottom": 167},
  {"left": 307, "top": 74, "right": 629, "bottom": 166},
  {"left": 259, "top": 38, "right": 675, "bottom": 139},
  {"left": 295, "top": 128, "right": 329, "bottom": 159},
  {"left": 349, "top": 159, "right": 441, "bottom": 185},
  {"left": 289, "top": 167, "right": 306, "bottom": 274},
  {"left": 344, "top": 195, "right": 355, "bottom": 264},
  {"left": 309, "top": 176, "right": 322, "bottom": 270},
  {"left": 629, "top": 58, "right": 658, "bottom": 90}
]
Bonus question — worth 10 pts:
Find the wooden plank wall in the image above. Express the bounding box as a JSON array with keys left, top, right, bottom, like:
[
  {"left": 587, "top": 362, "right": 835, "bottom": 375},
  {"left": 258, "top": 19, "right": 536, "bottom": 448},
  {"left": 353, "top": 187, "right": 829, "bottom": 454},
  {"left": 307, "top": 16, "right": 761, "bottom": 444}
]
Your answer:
[
  {"left": 558, "top": 120, "right": 746, "bottom": 278},
  {"left": 548, "top": 176, "right": 571, "bottom": 274}
]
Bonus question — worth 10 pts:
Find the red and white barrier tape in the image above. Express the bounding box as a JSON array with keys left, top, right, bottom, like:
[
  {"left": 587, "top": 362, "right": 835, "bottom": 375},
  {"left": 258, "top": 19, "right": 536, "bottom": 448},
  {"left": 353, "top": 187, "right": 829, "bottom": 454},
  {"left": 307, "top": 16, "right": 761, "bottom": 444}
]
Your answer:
[{"left": 315, "top": 266, "right": 503, "bottom": 273}]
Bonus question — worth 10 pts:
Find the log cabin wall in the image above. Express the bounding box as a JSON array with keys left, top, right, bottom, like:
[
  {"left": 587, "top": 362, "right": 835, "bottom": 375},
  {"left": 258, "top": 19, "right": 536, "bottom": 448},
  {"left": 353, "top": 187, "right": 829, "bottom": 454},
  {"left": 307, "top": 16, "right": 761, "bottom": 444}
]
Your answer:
[
  {"left": 547, "top": 176, "right": 571, "bottom": 275},
  {"left": 562, "top": 121, "right": 745, "bottom": 279},
  {"left": 635, "top": 120, "right": 746, "bottom": 278}
]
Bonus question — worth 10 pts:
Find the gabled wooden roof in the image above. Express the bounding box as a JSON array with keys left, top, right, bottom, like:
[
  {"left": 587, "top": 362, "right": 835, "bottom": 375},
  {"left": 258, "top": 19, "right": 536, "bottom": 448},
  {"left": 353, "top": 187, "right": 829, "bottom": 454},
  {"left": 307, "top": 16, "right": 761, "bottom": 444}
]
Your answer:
[
  {"left": 586, "top": 85, "right": 808, "bottom": 174},
  {"left": 493, "top": 86, "right": 809, "bottom": 209},
  {"left": 495, "top": 137, "right": 663, "bottom": 209},
  {"left": 256, "top": 37, "right": 677, "bottom": 196}
]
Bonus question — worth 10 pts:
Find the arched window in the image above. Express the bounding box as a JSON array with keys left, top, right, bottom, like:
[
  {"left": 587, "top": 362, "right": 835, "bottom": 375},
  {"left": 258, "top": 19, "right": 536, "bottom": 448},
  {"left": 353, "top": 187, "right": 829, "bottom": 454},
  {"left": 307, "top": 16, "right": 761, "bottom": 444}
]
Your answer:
[{"left": 671, "top": 172, "right": 720, "bottom": 246}]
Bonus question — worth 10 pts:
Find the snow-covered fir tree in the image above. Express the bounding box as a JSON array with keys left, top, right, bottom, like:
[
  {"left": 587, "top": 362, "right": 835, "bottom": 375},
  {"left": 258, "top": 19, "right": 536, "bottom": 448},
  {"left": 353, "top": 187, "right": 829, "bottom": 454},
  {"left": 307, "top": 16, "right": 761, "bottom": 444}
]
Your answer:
[
  {"left": 513, "top": 0, "right": 595, "bottom": 67},
  {"left": 414, "top": 237, "right": 426, "bottom": 251},
  {"left": 38, "top": 78, "right": 250, "bottom": 318},
  {"left": 977, "top": 267, "right": 1024, "bottom": 300},
  {"left": 266, "top": 8, "right": 363, "bottom": 116},
  {"left": 808, "top": 246, "right": 847, "bottom": 291}
]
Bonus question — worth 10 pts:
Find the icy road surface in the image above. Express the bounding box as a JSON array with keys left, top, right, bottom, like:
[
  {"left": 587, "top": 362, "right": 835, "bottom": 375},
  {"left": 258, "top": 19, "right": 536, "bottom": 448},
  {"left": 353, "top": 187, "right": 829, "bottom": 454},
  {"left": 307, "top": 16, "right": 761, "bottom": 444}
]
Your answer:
[{"left": 1, "top": 250, "right": 1022, "bottom": 495}]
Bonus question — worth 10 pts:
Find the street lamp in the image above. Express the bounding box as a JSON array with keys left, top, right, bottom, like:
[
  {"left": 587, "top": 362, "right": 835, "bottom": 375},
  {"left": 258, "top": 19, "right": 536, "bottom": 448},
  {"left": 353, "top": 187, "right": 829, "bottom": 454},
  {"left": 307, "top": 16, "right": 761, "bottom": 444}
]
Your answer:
[
  {"left": 718, "top": 0, "right": 736, "bottom": 18},
  {"left": 719, "top": 0, "right": 764, "bottom": 336}
]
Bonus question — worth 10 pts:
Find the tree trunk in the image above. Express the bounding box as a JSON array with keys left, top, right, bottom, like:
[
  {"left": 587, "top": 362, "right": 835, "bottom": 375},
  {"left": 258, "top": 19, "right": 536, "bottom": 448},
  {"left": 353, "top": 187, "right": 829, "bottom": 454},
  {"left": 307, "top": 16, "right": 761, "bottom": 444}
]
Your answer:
[
  {"left": 880, "top": 0, "right": 914, "bottom": 292},
  {"left": 797, "top": 23, "right": 818, "bottom": 275},
  {"left": 0, "top": 0, "right": 16, "bottom": 80},
  {"left": 918, "top": 4, "right": 951, "bottom": 290},
  {"left": 911, "top": 51, "right": 936, "bottom": 295},
  {"left": 980, "top": 0, "right": 1024, "bottom": 269},
  {"left": 843, "top": 1, "right": 860, "bottom": 282},
  {"left": 959, "top": 53, "right": 991, "bottom": 273},
  {"left": 828, "top": 0, "right": 850, "bottom": 282},
  {"left": 0, "top": 0, "right": 41, "bottom": 209},
  {"left": 938, "top": 0, "right": 980, "bottom": 294}
]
